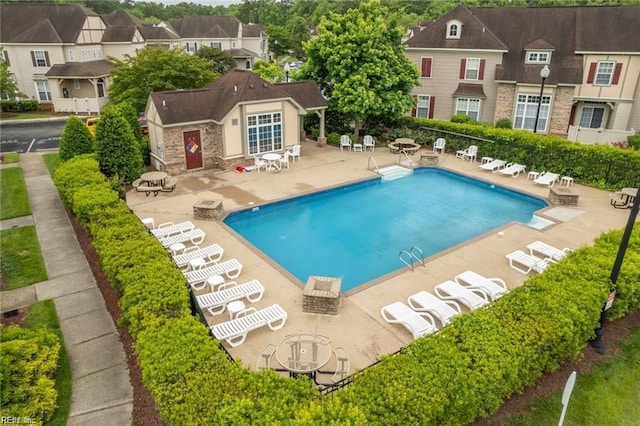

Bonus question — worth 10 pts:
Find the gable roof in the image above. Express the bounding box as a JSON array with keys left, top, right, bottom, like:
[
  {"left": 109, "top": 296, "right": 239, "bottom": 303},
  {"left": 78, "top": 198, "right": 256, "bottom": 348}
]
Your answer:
[
  {"left": 102, "top": 11, "right": 178, "bottom": 42},
  {"left": 149, "top": 69, "right": 326, "bottom": 125},
  {"left": 404, "top": 4, "right": 640, "bottom": 85},
  {"left": 165, "top": 16, "right": 241, "bottom": 39},
  {"left": 0, "top": 3, "right": 96, "bottom": 44},
  {"left": 45, "top": 60, "right": 113, "bottom": 78}
]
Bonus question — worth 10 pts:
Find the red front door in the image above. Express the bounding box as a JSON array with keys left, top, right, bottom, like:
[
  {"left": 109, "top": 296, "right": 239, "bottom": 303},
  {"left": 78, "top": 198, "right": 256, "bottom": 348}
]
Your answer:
[{"left": 183, "top": 130, "right": 203, "bottom": 170}]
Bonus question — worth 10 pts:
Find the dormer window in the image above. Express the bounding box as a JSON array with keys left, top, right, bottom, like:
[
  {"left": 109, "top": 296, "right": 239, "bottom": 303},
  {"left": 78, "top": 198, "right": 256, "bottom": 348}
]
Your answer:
[
  {"left": 446, "top": 20, "right": 462, "bottom": 40},
  {"left": 526, "top": 51, "right": 550, "bottom": 64}
]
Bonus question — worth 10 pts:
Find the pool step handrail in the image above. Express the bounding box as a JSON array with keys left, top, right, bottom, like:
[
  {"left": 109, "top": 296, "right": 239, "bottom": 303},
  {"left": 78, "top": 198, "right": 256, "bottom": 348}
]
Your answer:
[
  {"left": 368, "top": 156, "right": 380, "bottom": 172},
  {"left": 398, "top": 150, "right": 417, "bottom": 168},
  {"left": 399, "top": 246, "right": 425, "bottom": 271}
]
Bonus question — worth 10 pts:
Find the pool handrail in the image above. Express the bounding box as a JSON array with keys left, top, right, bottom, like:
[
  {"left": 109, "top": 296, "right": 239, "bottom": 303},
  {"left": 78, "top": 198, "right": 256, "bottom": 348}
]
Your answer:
[{"left": 368, "top": 156, "right": 380, "bottom": 172}]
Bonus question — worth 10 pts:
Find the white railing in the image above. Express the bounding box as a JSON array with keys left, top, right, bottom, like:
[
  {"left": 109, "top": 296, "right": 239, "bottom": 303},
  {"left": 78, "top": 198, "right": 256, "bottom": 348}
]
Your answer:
[
  {"left": 52, "top": 97, "right": 109, "bottom": 115},
  {"left": 567, "top": 125, "right": 635, "bottom": 145}
]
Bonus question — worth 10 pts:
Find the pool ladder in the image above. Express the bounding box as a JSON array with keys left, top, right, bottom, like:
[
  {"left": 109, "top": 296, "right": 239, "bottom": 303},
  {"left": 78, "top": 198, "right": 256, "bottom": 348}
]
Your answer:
[{"left": 399, "top": 246, "right": 425, "bottom": 271}]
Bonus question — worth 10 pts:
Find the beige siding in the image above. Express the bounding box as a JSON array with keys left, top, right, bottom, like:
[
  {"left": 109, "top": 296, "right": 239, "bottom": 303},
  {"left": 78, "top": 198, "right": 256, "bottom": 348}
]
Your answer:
[
  {"left": 224, "top": 107, "right": 244, "bottom": 157},
  {"left": 576, "top": 55, "right": 639, "bottom": 100},
  {"left": 77, "top": 16, "right": 106, "bottom": 45}
]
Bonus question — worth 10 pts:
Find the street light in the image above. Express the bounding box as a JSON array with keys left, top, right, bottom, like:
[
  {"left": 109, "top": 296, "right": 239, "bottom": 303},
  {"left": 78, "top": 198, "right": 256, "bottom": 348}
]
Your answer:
[
  {"left": 533, "top": 65, "right": 550, "bottom": 133},
  {"left": 284, "top": 62, "right": 290, "bottom": 83}
]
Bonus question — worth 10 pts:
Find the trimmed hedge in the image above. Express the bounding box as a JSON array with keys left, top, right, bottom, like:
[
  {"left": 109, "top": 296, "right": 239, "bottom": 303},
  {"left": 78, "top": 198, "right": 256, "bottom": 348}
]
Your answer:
[{"left": 53, "top": 156, "right": 640, "bottom": 425}]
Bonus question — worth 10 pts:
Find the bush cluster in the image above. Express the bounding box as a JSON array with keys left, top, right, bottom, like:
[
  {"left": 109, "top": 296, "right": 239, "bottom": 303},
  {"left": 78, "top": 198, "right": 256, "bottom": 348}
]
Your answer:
[
  {"left": 53, "top": 156, "right": 640, "bottom": 425},
  {"left": 0, "top": 99, "right": 38, "bottom": 112}
]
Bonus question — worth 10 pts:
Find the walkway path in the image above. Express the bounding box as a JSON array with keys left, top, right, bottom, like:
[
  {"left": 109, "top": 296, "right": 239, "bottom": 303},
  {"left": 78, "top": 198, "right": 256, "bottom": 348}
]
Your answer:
[{"left": 0, "top": 153, "right": 133, "bottom": 425}]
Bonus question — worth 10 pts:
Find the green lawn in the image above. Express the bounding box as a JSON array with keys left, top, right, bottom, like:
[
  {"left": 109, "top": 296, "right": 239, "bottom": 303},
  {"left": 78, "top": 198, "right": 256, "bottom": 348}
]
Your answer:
[
  {"left": 43, "top": 153, "right": 61, "bottom": 177},
  {"left": 1, "top": 152, "right": 20, "bottom": 164},
  {"left": 0, "top": 167, "right": 31, "bottom": 220},
  {"left": 0, "top": 225, "right": 47, "bottom": 289},
  {"left": 495, "top": 325, "right": 640, "bottom": 426},
  {"left": 24, "top": 300, "right": 71, "bottom": 426}
]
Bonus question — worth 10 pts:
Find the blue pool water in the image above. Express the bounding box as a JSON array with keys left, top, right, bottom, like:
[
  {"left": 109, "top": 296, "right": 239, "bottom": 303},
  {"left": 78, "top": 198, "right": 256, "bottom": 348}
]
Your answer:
[{"left": 224, "top": 168, "right": 546, "bottom": 291}]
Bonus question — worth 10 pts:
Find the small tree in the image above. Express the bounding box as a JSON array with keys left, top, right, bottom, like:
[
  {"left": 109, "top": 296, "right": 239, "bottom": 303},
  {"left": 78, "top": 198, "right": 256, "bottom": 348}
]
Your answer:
[
  {"left": 58, "top": 116, "right": 95, "bottom": 162},
  {"left": 95, "top": 108, "right": 142, "bottom": 184},
  {"left": 253, "top": 61, "right": 285, "bottom": 82},
  {"left": 196, "top": 46, "right": 237, "bottom": 75},
  {"left": 0, "top": 48, "right": 24, "bottom": 101}
]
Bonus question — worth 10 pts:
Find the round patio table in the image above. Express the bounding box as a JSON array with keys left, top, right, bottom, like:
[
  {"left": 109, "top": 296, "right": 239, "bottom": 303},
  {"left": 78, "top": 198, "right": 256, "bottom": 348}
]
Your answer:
[
  {"left": 275, "top": 333, "right": 332, "bottom": 375},
  {"left": 262, "top": 153, "right": 282, "bottom": 172}
]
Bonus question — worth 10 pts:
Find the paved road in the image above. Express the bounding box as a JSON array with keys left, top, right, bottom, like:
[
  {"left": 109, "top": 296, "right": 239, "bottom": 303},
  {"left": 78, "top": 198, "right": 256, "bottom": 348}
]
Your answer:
[{"left": 0, "top": 120, "right": 66, "bottom": 153}]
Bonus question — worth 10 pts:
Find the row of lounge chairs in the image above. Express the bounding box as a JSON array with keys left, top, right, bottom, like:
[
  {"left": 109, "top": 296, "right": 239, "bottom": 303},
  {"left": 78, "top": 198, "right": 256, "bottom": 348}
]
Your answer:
[
  {"left": 381, "top": 270, "right": 507, "bottom": 339},
  {"left": 506, "top": 240, "right": 572, "bottom": 275},
  {"left": 144, "top": 218, "right": 289, "bottom": 348},
  {"left": 479, "top": 158, "right": 573, "bottom": 186}
]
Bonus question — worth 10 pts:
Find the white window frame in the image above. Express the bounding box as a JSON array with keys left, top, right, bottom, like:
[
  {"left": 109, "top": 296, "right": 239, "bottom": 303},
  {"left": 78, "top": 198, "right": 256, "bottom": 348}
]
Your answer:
[
  {"left": 579, "top": 105, "right": 605, "bottom": 128},
  {"left": 514, "top": 93, "right": 551, "bottom": 132},
  {"left": 33, "top": 51, "right": 48, "bottom": 67},
  {"left": 526, "top": 51, "right": 550, "bottom": 64},
  {"left": 34, "top": 80, "right": 52, "bottom": 102},
  {"left": 416, "top": 95, "right": 430, "bottom": 118},
  {"left": 186, "top": 42, "right": 197, "bottom": 53},
  {"left": 455, "top": 98, "right": 480, "bottom": 121},
  {"left": 465, "top": 58, "right": 480, "bottom": 80},
  {"left": 73, "top": 79, "right": 80, "bottom": 90},
  {"left": 446, "top": 20, "right": 461, "bottom": 40},
  {"left": 80, "top": 49, "right": 86, "bottom": 60},
  {"left": 68, "top": 50, "right": 75, "bottom": 61},
  {"left": 595, "top": 61, "right": 615, "bottom": 86},
  {"left": 247, "top": 112, "right": 282, "bottom": 155},
  {"left": 211, "top": 42, "right": 222, "bottom": 50}
]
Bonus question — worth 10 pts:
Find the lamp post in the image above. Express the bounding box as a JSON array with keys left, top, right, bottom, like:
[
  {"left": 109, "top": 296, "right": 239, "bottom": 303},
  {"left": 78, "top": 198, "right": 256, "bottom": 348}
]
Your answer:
[
  {"left": 533, "top": 65, "right": 550, "bottom": 133},
  {"left": 284, "top": 62, "right": 290, "bottom": 83}
]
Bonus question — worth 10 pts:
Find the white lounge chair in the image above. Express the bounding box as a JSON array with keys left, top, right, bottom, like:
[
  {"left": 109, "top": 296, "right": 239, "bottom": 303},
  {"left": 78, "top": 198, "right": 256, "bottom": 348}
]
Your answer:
[
  {"left": 433, "top": 138, "right": 446, "bottom": 154},
  {"left": 534, "top": 171, "right": 560, "bottom": 187},
  {"left": 455, "top": 145, "right": 478, "bottom": 162},
  {"left": 159, "top": 228, "right": 205, "bottom": 248},
  {"left": 184, "top": 258, "right": 243, "bottom": 289},
  {"left": 498, "top": 163, "right": 527, "bottom": 178},
  {"left": 340, "top": 135, "right": 352, "bottom": 151},
  {"left": 380, "top": 301, "right": 437, "bottom": 339},
  {"left": 363, "top": 135, "right": 375, "bottom": 152},
  {"left": 433, "top": 280, "right": 490, "bottom": 311},
  {"left": 506, "top": 250, "right": 551, "bottom": 274},
  {"left": 479, "top": 159, "right": 507, "bottom": 172},
  {"left": 526, "top": 241, "right": 572, "bottom": 263},
  {"left": 151, "top": 220, "right": 195, "bottom": 239},
  {"left": 196, "top": 279, "right": 265, "bottom": 316},
  {"left": 454, "top": 271, "right": 509, "bottom": 301},
  {"left": 172, "top": 244, "right": 224, "bottom": 271},
  {"left": 406, "top": 291, "right": 462, "bottom": 327},
  {"left": 210, "top": 304, "right": 288, "bottom": 348}
]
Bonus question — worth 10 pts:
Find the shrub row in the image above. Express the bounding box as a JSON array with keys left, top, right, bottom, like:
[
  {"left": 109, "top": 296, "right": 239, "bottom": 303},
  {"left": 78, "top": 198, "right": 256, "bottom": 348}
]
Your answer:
[
  {"left": 0, "top": 325, "right": 60, "bottom": 423},
  {"left": 0, "top": 99, "right": 39, "bottom": 112},
  {"left": 53, "top": 155, "right": 640, "bottom": 425}
]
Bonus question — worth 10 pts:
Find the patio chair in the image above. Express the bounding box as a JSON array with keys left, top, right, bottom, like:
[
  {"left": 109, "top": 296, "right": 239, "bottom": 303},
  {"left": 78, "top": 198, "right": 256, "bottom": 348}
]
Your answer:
[
  {"left": 253, "top": 156, "right": 268, "bottom": 172},
  {"left": 210, "top": 304, "right": 288, "bottom": 348},
  {"left": 498, "top": 163, "right": 527, "bottom": 178},
  {"left": 534, "top": 171, "right": 560, "bottom": 187},
  {"left": 291, "top": 144, "right": 301, "bottom": 162},
  {"left": 340, "top": 135, "right": 352, "bottom": 151},
  {"left": 331, "top": 347, "right": 350, "bottom": 383},
  {"left": 151, "top": 220, "right": 195, "bottom": 239},
  {"left": 453, "top": 271, "right": 510, "bottom": 301},
  {"left": 184, "top": 258, "right": 243, "bottom": 289},
  {"left": 479, "top": 159, "right": 507, "bottom": 173},
  {"left": 505, "top": 250, "right": 551, "bottom": 274},
  {"left": 159, "top": 228, "right": 205, "bottom": 248},
  {"left": 609, "top": 191, "right": 632, "bottom": 209},
  {"left": 406, "top": 291, "right": 462, "bottom": 327},
  {"left": 172, "top": 244, "right": 224, "bottom": 271},
  {"left": 455, "top": 145, "right": 477, "bottom": 162},
  {"left": 256, "top": 343, "right": 278, "bottom": 370},
  {"left": 195, "top": 279, "right": 265, "bottom": 316},
  {"left": 363, "top": 135, "right": 375, "bottom": 151},
  {"left": 433, "top": 280, "right": 490, "bottom": 311},
  {"left": 380, "top": 301, "right": 437, "bottom": 339},
  {"left": 526, "top": 241, "right": 572, "bottom": 263},
  {"left": 279, "top": 150, "right": 291, "bottom": 169},
  {"left": 433, "top": 138, "right": 446, "bottom": 154}
]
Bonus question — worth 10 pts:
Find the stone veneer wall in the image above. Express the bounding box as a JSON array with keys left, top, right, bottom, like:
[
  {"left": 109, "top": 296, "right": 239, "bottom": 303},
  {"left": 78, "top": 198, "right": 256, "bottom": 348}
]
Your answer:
[
  {"left": 160, "top": 124, "right": 226, "bottom": 175},
  {"left": 494, "top": 84, "right": 516, "bottom": 124}
]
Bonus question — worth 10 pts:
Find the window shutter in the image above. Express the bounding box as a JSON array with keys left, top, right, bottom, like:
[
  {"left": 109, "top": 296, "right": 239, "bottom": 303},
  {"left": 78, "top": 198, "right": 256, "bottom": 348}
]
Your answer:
[
  {"left": 2, "top": 50, "right": 9, "bottom": 66},
  {"left": 429, "top": 96, "right": 435, "bottom": 119},
  {"left": 44, "top": 51, "right": 50, "bottom": 67},
  {"left": 412, "top": 95, "right": 417, "bottom": 117},
  {"left": 30, "top": 51, "right": 36, "bottom": 66},
  {"left": 586, "top": 62, "right": 597, "bottom": 84},
  {"left": 479, "top": 59, "right": 485, "bottom": 80},
  {"left": 459, "top": 59, "right": 466, "bottom": 79},
  {"left": 612, "top": 63, "right": 622, "bottom": 84},
  {"left": 421, "top": 57, "right": 432, "bottom": 78}
]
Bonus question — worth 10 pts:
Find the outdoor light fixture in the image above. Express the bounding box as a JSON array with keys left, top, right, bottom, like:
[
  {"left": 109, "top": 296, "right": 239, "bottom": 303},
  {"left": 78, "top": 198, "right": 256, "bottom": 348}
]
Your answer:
[
  {"left": 533, "top": 65, "right": 550, "bottom": 133},
  {"left": 284, "top": 62, "right": 290, "bottom": 83}
]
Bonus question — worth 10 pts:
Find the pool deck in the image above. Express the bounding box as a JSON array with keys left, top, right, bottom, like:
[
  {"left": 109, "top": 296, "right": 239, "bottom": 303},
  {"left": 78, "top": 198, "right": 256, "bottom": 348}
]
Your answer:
[{"left": 127, "top": 139, "right": 636, "bottom": 374}]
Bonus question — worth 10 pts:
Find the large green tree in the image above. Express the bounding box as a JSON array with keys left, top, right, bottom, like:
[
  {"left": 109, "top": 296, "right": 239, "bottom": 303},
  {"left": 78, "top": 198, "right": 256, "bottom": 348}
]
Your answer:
[
  {"left": 302, "top": 0, "right": 420, "bottom": 138},
  {"left": 58, "top": 116, "right": 95, "bottom": 162},
  {"left": 94, "top": 107, "right": 142, "bottom": 184},
  {"left": 195, "top": 46, "right": 237, "bottom": 76},
  {"left": 108, "top": 47, "right": 215, "bottom": 113}
]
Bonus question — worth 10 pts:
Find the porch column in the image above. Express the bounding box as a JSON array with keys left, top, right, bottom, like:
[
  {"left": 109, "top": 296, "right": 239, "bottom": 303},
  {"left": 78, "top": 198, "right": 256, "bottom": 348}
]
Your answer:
[{"left": 316, "top": 109, "right": 326, "bottom": 147}]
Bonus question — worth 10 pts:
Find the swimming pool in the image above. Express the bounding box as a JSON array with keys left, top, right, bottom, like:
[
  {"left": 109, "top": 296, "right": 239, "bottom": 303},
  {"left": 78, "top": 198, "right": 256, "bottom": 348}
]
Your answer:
[{"left": 224, "top": 168, "right": 547, "bottom": 291}]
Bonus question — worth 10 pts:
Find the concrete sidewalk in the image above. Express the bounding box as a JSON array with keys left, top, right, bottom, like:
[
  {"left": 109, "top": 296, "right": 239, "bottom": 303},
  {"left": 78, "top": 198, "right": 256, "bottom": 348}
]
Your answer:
[{"left": 0, "top": 153, "right": 133, "bottom": 425}]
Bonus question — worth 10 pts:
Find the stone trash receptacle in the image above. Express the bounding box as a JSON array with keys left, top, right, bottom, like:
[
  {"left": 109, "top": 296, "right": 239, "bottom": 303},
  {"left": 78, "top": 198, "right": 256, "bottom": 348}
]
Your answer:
[
  {"left": 193, "top": 199, "right": 224, "bottom": 220},
  {"left": 549, "top": 186, "right": 579, "bottom": 206},
  {"left": 419, "top": 152, "right": 440, "bottom": 166},
  {"left": 303, "top": 276, "right": 342, "bottom": 315}
]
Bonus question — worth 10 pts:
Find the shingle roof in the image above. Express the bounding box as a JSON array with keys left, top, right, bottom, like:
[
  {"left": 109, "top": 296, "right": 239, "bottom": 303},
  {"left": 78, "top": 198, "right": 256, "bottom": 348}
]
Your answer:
[
  {"left": 101, "top": 26, "right": 137, "bottom": 43},
  {"left": 276, "top": 82, "right": 328, "bottom": 110},
  {"left": 102, "top": 11, "right": 178, "bottom": 42},
  {"left": 0, "top": 3, "right": 96, "bottom": 44},
  {"left": 150, "top": 69, "right": 326, "bottom": 125},
  {"left": 45, "top": 60, "right": 113, "bottom": 78},
  {"left": 165, "top": 16, "right": 241, "bottom": 38}
]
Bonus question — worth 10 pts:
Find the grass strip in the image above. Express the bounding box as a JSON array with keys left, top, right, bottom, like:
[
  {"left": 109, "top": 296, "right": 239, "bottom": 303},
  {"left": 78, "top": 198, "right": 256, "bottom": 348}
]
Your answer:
[
  {"left": 0, "top": 225, "right": 47, "bottom": 289},
  {"left": 43, "top": 153, "right": 61, "bottom": 177},
  {"left": 1, "top": 152, "right": 20, "bottom": 164},
  {"left": 0, "top": 167, "right": 31, "bottom": 220},
  {"left": 24, "top": 300, "right": 72, "bottom": 426}
]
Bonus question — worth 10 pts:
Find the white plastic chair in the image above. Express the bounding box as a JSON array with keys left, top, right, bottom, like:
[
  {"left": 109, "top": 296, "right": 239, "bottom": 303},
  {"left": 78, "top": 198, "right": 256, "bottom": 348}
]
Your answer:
[
  {"left": 407, "top": 291, "right": 461, "bottom": 327},
  {"left": 363, "top": 135, "right": 375, "bottom": 151},
  {"left": 455, "top": 145, "right": 477, "bottom": 162},
  {"left": 433, "top": 138, "right": 446, "bottom": 154},
  {"left": 291, "top": 145, "right": 301, "bottom": 162},
  {"left": 279, "top": 150, "right": 291, "bottom": 169},
  {"left": 505, "top": 250, "right": 551, "bottom": 274},
  {"left": 340, "top": 135, "right": 352, "bottom": 151},
  {"left": 454, "top": 271, "right": 509, "bottom": 301},
  {"left": 433, "top": 280, "right": 490, "bottom": 311},
  {"left": 380, "top": 301, "right": 437, "bottom": 339},
  {"left": 253, "top": 156, "right": 267, "bottom": 172}
]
